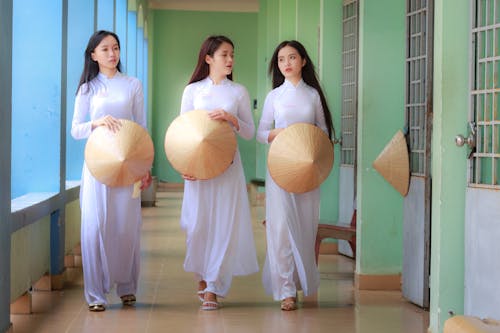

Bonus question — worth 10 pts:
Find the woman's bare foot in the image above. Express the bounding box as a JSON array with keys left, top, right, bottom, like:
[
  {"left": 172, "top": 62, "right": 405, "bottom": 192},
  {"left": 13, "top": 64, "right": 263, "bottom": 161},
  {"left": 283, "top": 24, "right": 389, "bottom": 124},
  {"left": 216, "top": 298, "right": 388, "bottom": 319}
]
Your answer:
[
  {"left": 201, "top": 291, "right": 219, "bottom": 310},
  {"left": 280, "top": 297, "right": 297, "bottom": 311}
]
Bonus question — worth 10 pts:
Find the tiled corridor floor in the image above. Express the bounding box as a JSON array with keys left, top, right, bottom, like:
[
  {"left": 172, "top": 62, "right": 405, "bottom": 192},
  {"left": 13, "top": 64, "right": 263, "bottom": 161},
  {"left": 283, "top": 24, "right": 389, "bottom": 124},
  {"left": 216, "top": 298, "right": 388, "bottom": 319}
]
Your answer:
[{"left": 10, "top": 188, "right": 429, "bottom": 332}]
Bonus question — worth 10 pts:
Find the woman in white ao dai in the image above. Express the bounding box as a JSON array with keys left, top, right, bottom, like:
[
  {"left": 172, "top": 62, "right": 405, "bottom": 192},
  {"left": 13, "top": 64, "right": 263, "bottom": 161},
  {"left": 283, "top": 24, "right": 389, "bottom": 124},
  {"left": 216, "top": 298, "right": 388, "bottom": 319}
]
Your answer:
[
  {"left": 71, "top": 31, "right": 151, "bottom": 311},
  {"left": 179, "top": 36, "right": 258, "bottom": 311},
  {"left": 256, "top": 40, "right": 334, "bottom": 311}
]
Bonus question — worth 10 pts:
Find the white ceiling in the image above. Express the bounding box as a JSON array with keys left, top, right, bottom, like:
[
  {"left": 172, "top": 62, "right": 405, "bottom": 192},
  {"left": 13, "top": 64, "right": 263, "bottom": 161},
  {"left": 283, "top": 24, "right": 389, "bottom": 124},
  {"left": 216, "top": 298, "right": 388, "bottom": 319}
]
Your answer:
[{"left": 148, "top": 0, "right": 259, "bottom": 12}]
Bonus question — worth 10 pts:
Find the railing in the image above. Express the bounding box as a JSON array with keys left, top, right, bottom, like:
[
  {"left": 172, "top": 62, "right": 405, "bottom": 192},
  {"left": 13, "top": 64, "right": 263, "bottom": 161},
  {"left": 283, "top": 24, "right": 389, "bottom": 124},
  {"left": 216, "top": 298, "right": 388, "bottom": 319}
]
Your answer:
[{"left": 9, "top": 182, "right": 81, "bottom": 305}]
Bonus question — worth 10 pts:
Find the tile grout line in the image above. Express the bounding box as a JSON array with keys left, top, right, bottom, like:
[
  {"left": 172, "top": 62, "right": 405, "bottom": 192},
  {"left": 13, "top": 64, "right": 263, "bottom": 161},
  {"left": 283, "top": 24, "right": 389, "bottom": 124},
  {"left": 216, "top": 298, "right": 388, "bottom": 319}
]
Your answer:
[
  {"left": 64, "top": 301, "right": 86, "bottom": 333},
  {"left": 144, "top": 191, "right": 172, "bottom": 333}
]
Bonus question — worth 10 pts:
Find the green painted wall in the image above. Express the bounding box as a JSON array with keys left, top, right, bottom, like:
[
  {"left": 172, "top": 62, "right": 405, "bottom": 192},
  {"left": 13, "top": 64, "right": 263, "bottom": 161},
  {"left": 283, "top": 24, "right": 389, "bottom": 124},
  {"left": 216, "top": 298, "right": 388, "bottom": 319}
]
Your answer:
[
  {"left": 280, "top": 0, "right": 296, "bottom": 39},
  {"left": 146, "top": 4, "right": 155, "bottom": 132},
  {"left": 429, "top": 0, "right": 468, "bottom": 331},
  {"left": 357, "top": 0, "right": 405, "bottom": 274},
  {"left": 151, "top": 10, "right": 258, "bottom": 183},
  {"left": 255, "top": 0, "right": 270, "bottom": 179},
  {"left": 320, "top": 0, "right": 343, "bottom": 219},
  {"left": 297, "top": 0, "right": 319, "bottom": 61}
]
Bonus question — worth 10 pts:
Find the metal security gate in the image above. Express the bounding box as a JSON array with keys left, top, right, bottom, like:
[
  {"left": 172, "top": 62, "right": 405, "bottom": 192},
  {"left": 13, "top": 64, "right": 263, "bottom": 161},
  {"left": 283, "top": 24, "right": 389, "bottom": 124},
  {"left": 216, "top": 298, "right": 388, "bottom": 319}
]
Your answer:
[
  {"left": 338, "top": 0, "right": 358, "bottom": 257},
  {"left": 402, "top": 0, "right": 433, "bottom": 308},
  {"left": 462, "top": 0, "right": 500, "bottom": 318}
]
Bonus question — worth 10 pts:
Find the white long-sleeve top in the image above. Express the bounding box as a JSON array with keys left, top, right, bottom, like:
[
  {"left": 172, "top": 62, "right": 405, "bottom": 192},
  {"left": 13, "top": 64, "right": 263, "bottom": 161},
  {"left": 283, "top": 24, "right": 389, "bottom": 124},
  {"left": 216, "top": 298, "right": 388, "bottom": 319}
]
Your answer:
[
  {"left": 257, "top": 79, "right": 327, "bottom": 143},
  {"left": 72, "top": 72, "right": 146, "bottom": 139},
  {"left": 181, "top": 77, "right": 255, "bottom": 139}
]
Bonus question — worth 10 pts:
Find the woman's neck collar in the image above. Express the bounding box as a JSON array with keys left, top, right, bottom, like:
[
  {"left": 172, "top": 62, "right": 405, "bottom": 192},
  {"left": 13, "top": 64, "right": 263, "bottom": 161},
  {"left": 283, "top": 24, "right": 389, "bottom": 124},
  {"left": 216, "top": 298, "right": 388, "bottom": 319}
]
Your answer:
[
  {"left": 100, "top": 68, "right": 118, "bottom": 79},
  {"left": 208, "top": 74, "right": 226, "bottom": 85},
  {"left": 285, "top": 77, "right": 302, "bottom": 86}
]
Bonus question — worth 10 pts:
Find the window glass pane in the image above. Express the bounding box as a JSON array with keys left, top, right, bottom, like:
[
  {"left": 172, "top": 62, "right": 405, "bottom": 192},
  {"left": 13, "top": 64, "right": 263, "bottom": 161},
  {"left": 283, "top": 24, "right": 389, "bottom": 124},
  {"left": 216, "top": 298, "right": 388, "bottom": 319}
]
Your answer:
[
  {"left": 11, "top": 0, "right": 62, "bottom": 198},
  {"left": 66, "top": 0, "right": 94, "bottom": 181},
  {"left": 97, "top": 0, "right": 114, "bottom": 31}
]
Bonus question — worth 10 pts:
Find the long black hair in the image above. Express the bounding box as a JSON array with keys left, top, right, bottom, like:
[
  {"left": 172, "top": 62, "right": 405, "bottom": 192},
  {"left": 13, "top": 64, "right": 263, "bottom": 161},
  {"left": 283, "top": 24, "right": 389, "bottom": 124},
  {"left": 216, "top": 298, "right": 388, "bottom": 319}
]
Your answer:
[
  {"left": 76, "top": 30, "right": 122, "bottom": 94},
  {"left": 188, "top": 35, "right": 234, "bottom": 84},
  {"left": 269, "top": 40, "right": 334, "bottom": 140}
]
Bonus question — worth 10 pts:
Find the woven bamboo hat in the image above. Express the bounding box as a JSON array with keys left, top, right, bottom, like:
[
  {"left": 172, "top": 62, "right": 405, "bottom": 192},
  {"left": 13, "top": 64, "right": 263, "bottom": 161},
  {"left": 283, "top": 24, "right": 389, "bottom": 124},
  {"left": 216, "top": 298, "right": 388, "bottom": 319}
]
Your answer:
[
  {"left": 268, "top": 123, "right": 334, "bottom": 193},
  {"left": 372, "top": 130, "right": 410, "bottom": 196},
  {"left": 84, "top": 119, "right": 154, "bottom": 187},
  {"left": 164, "top": 109, "right": 237, "bottom": 180}
]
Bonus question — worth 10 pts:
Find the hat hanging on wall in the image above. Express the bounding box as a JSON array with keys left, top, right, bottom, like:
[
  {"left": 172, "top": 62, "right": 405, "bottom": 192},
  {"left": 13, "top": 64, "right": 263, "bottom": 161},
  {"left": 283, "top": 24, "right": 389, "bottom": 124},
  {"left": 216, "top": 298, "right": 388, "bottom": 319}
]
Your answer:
[
  {"left": 85, "top": 119, "right": 154, "bottom": 187},
  {"left": 372, "top": 129, "right": 410, "bottom": 196},
  {"left": 267, "top": 123, "right": 334, "bottom": 194},
  {"left": 164, "top": 109, "right": 237, "bottom": 180}
]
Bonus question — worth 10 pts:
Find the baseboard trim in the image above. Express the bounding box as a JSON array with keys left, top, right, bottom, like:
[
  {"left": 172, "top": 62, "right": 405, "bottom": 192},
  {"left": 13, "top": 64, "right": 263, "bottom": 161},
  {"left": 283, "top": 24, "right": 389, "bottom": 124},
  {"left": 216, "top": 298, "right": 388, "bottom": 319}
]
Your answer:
[
  {"left": 158, "top": 182, "right": 184, "bottom": 191},
  {"left": 355, "top": 273, "right": 401, "bottom": 290}
]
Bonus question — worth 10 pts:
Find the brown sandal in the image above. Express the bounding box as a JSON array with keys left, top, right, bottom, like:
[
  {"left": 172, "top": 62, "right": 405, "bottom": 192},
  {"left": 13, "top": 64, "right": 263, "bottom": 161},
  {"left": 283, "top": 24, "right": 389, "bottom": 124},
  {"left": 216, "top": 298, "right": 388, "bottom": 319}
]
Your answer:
[
  {"left": 88, "top": 304, "right": 105, "bottom": 312},
  {"left": 120, "top": 294, "right": 136, "bottom": 306}
]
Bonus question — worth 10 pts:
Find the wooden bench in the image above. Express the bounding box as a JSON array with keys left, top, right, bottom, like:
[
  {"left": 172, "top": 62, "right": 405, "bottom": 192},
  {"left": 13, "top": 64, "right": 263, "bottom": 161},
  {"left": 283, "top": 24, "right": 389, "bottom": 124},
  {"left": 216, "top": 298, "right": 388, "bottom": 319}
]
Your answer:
[{"left": 315, "top": 210, "right": 357, "bottom": 263}]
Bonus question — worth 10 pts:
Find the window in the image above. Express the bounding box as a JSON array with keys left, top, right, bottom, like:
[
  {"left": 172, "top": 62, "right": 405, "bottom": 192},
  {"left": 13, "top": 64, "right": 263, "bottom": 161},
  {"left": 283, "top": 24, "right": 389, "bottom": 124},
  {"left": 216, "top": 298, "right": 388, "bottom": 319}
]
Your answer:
[
  {"left": 340, "top": 0, "right": 358, "bottom": 166},
  {"left": 470, "top": 0, "right": 500, "bottom": 186},
  {"left": 406, "top": 0, "right": 432, "bottom": 177}
]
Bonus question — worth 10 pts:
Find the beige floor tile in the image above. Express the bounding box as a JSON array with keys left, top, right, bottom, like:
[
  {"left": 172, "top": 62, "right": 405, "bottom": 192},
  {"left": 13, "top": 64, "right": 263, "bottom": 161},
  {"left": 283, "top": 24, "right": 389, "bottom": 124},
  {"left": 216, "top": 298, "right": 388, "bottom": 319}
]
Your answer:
[{"left": 10, "top": 189, "right": 429, "bottom": 333}]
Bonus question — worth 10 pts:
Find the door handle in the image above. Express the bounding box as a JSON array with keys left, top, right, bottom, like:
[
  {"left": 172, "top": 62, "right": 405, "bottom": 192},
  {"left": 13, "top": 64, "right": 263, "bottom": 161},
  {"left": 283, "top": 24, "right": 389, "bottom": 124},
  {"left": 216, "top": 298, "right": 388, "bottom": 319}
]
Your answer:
[
  {"left": 455, "top": 134, "right": 475, "bottom": 148},
  {"left": 455, "top": 121, "right": 476, "bottom": 149}
]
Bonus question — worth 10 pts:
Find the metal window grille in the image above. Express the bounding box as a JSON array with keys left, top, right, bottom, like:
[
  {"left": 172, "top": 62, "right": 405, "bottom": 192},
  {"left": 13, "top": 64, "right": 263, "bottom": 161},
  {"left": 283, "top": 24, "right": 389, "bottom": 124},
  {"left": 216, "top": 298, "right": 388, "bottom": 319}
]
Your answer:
[
  {"left": 340, "top": 0, "right": 358, "bottom": 166},
  {"left": 406, "top": 0, "right": 431, "bottom": 176},
  {"left": 470, "top": 0, "right": 500, "bottom": 187}
]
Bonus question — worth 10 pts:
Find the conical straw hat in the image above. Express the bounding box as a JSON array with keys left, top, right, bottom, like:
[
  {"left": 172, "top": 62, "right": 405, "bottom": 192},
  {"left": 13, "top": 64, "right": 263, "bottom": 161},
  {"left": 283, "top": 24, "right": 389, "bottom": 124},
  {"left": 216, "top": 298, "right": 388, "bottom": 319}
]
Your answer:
[
  {"left": 84, "top": 119, "right": 154, "bottom": 187},
  {"left": 164, "top": 109, "right": 237, "bottom": 180},
  {"left": 372, "top": 130, "right": 410, "bottom": 196},
  {"left": 268, "top": 123, "right": 334, "bottom": 193}
]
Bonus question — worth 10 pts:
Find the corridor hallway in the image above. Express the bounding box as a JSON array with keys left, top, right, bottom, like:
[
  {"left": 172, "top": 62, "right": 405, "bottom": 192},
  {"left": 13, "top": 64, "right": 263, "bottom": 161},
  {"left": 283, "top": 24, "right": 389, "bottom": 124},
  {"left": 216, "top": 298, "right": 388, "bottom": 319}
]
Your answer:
[{"left": 10, "top": 186, "right": 429, "bottom": 333}]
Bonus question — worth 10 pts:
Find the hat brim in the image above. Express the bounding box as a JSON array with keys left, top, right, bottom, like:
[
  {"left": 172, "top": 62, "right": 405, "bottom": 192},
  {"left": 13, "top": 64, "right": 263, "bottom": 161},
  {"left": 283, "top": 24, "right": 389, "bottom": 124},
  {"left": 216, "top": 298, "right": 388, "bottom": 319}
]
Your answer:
[
  {"left": 164, "top": 109, "right": 237, "bottom": 180},
  {"left": 268, "top": 123, "right": 334, "bottom": 193},
  {"left": 84, "top": 119, "right": 154, "bottom": 187}
]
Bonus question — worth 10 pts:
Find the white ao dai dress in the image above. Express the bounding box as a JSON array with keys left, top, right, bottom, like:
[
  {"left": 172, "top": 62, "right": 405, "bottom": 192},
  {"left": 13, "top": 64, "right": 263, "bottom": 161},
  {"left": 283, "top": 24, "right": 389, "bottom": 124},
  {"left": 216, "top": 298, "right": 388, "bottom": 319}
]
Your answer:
[
  {"left": 180, "top": 77, "right": 259, "bottom": 297},
  {"left": 256, "top": 79, "right": 328, "bottom": 300},
  {"left": 71, "top": 72, "right": 146, "bottom": 305}
]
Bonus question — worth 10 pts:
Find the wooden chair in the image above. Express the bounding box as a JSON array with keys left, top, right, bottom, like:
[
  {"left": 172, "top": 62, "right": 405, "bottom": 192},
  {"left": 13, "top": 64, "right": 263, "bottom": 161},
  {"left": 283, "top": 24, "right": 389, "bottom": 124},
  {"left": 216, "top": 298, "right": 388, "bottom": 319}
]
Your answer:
[
  {"left": 255, "top": 177, "right": 357, "bottom": 264},
  {"left": 315, "top": 210, "right": 357, "bottom": 264}
]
